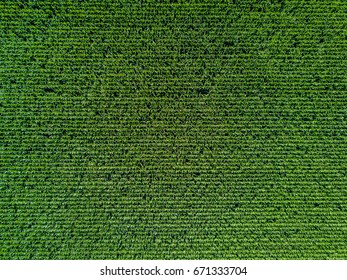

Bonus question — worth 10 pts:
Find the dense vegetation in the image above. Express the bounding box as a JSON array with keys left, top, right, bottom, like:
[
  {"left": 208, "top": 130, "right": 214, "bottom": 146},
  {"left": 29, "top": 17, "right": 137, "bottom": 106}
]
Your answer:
[{"left": 1, "top": 0, "right": 346, "bottom": 259}]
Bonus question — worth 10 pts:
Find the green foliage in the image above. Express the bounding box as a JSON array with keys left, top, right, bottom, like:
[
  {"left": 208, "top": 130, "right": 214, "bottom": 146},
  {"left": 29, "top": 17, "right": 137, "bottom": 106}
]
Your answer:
[{"left": 1, "top": 0, "right": 346, "bottom": 259}]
